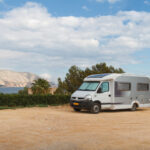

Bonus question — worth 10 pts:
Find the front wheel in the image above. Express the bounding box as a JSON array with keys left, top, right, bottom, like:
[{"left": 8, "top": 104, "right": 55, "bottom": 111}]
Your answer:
[{"left": 91, "top": 103, "right": 101, "bottom": 114}]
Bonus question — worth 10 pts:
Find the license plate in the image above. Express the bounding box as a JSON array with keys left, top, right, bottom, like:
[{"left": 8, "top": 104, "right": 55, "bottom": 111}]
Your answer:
[{"left": 73, "top": 103, "right": 79, "bottom": 106}]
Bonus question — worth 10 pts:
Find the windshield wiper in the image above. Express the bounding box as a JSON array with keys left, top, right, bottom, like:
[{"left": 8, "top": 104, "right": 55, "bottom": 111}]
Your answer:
[
  {"left": 84, "top": 89, "right": 95, "bottom": 91},
  {"left": 78, "top": 89, "right": 95, "bottom": 91}
]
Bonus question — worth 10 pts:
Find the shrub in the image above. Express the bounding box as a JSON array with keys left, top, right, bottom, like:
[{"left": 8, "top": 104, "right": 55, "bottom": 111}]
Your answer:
[{"left": 0, "top": 94, "right": 70, "bottom": 107}]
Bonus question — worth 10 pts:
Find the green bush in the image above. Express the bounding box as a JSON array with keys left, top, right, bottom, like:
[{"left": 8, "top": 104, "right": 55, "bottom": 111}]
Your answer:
[{"left": 0, "top": 94, "right": 70, "bottom": 107}]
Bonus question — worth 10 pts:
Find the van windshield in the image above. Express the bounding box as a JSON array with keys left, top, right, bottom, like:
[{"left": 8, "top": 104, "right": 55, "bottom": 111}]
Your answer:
[{"left": 78, "top": 81, "right": 100, "bottom": 91}]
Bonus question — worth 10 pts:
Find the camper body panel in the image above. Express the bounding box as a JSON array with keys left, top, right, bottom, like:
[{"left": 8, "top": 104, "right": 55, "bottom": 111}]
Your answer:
[{"left": 113, "top": 76, "right": 150, "bottom": 109}]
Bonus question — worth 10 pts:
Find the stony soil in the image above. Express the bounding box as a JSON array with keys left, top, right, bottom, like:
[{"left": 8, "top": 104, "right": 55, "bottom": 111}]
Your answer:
[{"left": 0, "top": 105, "right": 150, "bottom": 150}]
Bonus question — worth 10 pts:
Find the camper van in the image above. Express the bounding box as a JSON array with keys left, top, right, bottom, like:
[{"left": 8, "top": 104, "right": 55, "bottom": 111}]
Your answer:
[{"left": 70, "top": 73, "right": 150, "bottom": 113}]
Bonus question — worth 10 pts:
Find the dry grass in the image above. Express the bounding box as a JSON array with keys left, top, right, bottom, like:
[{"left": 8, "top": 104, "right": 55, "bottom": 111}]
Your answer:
[{"left": 0, "top": 105, "right": 150, "bottom": 150}]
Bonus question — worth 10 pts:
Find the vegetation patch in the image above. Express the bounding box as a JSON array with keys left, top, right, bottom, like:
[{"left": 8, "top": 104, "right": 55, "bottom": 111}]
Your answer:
[{"left": 0, "top": 94, "right": 70, "bottom": 108}]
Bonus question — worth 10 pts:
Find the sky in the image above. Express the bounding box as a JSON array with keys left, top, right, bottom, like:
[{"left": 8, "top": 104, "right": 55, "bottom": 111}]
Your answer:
[{"left": 0, "top": 0, "right": 150, "bottom": 82}]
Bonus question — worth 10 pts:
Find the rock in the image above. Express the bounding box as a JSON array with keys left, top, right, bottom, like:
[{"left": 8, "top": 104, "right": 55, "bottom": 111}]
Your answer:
[{"left": 0, "top": 70, "right": 39, "bottom": 87}]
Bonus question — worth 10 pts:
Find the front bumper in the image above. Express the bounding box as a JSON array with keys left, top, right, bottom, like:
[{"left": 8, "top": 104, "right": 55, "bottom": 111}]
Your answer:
[{"left": 70, "top": 100, "right": 93, "bottom": 110}]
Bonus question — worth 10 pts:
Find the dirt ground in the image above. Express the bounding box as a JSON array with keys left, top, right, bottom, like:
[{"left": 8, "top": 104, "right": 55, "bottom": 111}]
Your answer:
[{"left": 0, "top": 105, "right": 150, "bottom": 150}]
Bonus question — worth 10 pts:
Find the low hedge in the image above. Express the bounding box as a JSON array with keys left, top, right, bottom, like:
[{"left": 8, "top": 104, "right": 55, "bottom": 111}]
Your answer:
[{"left": 0, "top": 94, "right": 70, "bottom": 107}]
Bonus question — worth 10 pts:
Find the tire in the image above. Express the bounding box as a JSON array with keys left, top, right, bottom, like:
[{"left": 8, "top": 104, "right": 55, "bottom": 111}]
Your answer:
[
  {"left": 74, "top": 108, "right": 81, "bottom": 112},
  {"left": 131, "top": 103, "right": 137, "bottom": 111},
  {"left": 91, "top": 103, "right": 101, "bottom": 114}
]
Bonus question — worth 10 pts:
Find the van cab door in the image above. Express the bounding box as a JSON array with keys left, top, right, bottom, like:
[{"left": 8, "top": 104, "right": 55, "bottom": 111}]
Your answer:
[{"left": 94, "top": 81, "right": 112, "bottom": 108}]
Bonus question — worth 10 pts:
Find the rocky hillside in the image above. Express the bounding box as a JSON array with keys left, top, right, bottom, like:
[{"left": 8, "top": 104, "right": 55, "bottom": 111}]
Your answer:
[{"left": 0, "top": 70, "right": 39, "bottom": 87}]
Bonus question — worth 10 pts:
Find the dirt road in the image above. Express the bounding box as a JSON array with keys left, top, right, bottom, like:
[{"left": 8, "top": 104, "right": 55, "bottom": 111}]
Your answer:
[{"left": 0, "top": 105, "right": 150, "bottom": 150}]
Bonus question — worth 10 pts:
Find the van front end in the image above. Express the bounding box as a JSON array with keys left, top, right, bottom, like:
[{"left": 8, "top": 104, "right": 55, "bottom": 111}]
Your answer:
[
  {"left": 70, "top": 90, "right": 102, "bottom": 113},
  {"left": 70, "top": 95, "right": 94, "bottom": 111},
  {"left": 70, "top": 75, "right": 112, "bottom": 113}
]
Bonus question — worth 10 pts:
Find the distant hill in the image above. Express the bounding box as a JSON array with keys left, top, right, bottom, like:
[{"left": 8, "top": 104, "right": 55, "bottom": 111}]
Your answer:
[{"left": 0, "top": 70, "right": 39, "bottom": 87}]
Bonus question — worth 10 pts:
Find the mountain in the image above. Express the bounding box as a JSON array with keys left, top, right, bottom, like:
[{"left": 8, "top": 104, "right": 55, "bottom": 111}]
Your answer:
[{"left": 0, "top": 70, "right": 39, "bottom": 87}]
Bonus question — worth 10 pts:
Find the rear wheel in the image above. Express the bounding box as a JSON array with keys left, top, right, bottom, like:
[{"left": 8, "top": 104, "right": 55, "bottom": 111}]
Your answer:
[
  {"left": 131, "top": 103, "right": 137, "bottom": 111},
  {"left": 74, "top": 108, "right": 81, "bottom": 112},
  {"left": 91, "top": 103, "right": 101, "bottom": 114}
]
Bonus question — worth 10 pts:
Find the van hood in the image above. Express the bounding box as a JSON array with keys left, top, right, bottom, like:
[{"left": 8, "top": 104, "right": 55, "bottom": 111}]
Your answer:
[{"left": 71, "top": 90, "right": 95, "bottom": 98}]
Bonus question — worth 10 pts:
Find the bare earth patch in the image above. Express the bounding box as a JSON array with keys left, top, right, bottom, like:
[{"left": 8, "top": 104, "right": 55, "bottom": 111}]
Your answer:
[{"left": 0, "top": 105, "right": 150, "bottom": 150}]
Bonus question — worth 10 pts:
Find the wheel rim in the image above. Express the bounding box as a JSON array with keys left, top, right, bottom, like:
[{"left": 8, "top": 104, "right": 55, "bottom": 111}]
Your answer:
[{"left": 93, "top": 105, "right": 99, "bottom": 113}]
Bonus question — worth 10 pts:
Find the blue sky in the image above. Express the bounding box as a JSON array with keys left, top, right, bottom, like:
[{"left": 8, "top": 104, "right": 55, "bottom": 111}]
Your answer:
[
  {"left": 1, "top": 0, "right": 150, "bottom": 17},
  {"left": 0, "top": 0, "right": 150, "bottom": 82}
]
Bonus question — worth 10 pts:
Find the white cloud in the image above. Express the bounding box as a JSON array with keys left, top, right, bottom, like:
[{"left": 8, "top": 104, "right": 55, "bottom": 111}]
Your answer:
[
  {"left": 82, "top": 5, "right": 89, "bottom": 11},
  {"left": 96, "top": 0, "right": 120, "bottom": 3},
  {"left": 96, "top": 0, "right": 105, "bottom": 2},
  {"left": 40, "top": 73, "right": 51, "bottom": 81},
  {"left": 108, "top": 0, "right": 120, "bottom": 3},
  {"left": 0, "top": 2, "right": 150, "bottom": 81},
  {"left": 144, "top": 0, "right": 150, "bottom": 5},
  {"left": 0, "top": 50, "right": 26, "bottom": 59}
]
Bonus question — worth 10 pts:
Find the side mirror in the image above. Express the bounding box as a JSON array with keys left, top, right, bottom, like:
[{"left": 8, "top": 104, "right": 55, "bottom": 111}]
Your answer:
[{"left": 97, "top": 87, "right": 102, "bottom": 93}]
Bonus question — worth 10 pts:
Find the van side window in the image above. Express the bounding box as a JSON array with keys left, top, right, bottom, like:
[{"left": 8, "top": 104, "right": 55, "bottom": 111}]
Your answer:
[
  {"left": 115, "top": 82, "right": 131, "bottom": 97},
  {"left": 137, "top": 83, "right": 149, "bottom": 91},
  {"left": 117, "top": 82, "right": 131, "bottom": 91},
  {"left": 100, "top": 82, "right": 109, "bottom": 93}
]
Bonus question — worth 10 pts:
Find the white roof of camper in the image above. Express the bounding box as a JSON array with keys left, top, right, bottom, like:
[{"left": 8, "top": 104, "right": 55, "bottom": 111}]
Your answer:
[{"left": 84, "top": 73, "right": 149, "bottom": 81}]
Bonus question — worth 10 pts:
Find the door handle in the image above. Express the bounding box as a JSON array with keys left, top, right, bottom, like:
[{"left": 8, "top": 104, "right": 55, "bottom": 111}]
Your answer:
[{"left": 108, "top": 94, "right": 111, "bottom": 97}]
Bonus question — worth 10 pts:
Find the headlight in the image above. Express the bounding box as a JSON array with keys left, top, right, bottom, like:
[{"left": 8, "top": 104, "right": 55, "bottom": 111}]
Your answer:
[{"left": 85, "top": 95, "right": 92, "bottom": 100}]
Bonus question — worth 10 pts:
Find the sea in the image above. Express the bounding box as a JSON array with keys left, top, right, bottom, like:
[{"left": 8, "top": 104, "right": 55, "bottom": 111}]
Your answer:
[{"left": 0, "top": 87, "right": 24, "bottom": 94}]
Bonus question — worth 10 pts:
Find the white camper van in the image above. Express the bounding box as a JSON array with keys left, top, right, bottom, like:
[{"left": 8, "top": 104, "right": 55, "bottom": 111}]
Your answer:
[{"left": 70, "top": 73, "right": 150, "bottom": 113}]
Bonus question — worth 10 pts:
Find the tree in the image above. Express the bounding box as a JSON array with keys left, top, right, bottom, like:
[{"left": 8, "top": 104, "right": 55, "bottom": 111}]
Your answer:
[
  {"left": 18, "top": 87, "right": 28, "bottom": 95},
  {"left": 55, "top": 62, "right": 124, "bottom": 94},
  {"left": 55, "top": 78, "right": 67, "bottom": 95},
  {"left": 31, "top": 78, "right": 51, "bottom": 94}
]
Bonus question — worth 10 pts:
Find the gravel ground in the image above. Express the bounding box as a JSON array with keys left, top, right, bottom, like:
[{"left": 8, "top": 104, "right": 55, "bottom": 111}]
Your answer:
[{"left": 0, "top": 105, "right": 150, "bottom": 150}]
